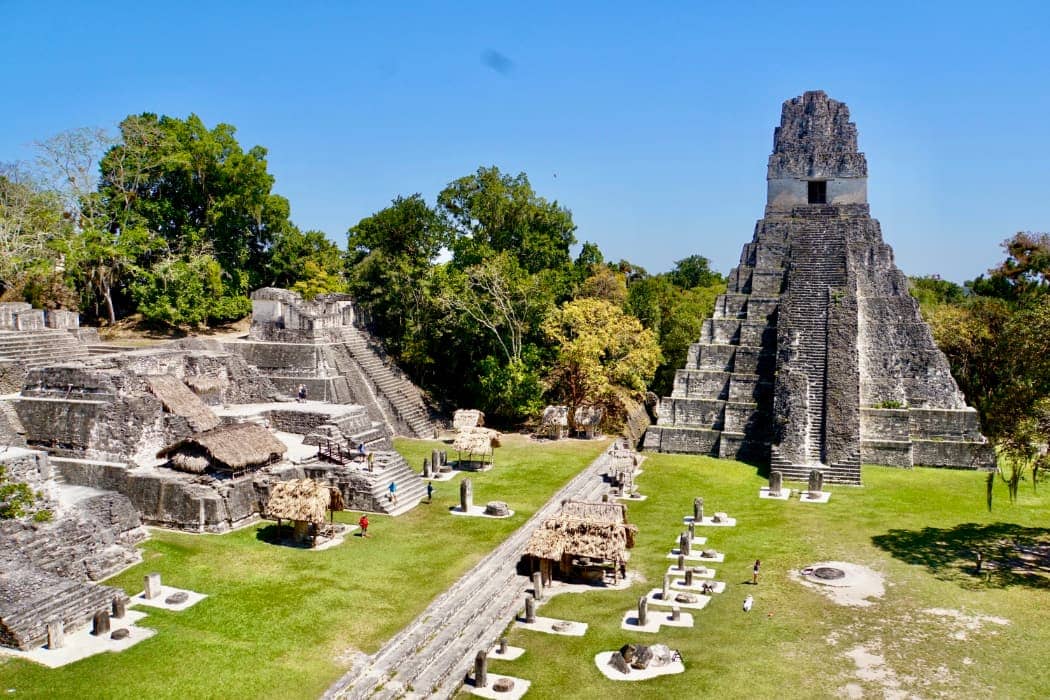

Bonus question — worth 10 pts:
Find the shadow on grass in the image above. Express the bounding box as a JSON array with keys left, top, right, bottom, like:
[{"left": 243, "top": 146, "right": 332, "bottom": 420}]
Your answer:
[
  {"left": 872, "top": 522, "right": 1050, "bottom": 590},
  {"left": 255, "top": 523, "right": 330, "bottom": 548}
]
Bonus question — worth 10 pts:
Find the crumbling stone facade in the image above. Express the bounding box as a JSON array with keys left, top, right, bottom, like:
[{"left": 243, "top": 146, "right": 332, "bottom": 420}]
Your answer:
[
  {"left": 645, "top": 91, "right": 993, "bottom": 483},
  {"left": 14, "top": 344, "right": 278, "bottom": 465},
  {"left": 226, "top": 288, "right": 438, "bottom": 438}
]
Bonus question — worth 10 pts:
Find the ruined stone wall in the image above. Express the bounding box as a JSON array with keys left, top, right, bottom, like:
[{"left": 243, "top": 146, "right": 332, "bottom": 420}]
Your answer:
[
  {"left": 0, "top": 491, "right": 145, "bottom": 582},
  {"left": 54, "top": 460, "right": 262, "bottom": 533}
]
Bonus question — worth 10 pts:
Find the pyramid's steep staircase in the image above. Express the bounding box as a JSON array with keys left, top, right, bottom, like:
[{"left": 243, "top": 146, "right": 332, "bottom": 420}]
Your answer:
[
  {"left": 330, "top": 328, "right": 437, "bottom": 439},
  {"left": 770, "top": 207, "right": 861, "bottom": 484}
]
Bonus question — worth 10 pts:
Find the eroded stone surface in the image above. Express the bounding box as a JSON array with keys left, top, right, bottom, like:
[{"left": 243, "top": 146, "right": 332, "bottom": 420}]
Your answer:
[{"left": 645, "top": 91, "right": 993, "bottom": 481}]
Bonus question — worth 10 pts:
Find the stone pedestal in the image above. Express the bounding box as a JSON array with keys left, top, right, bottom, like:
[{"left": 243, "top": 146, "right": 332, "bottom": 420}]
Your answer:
[
  {"left": 769, "top": 470, "right": 783, "bottom": 496},
  {"left": 637, "top": 595, "right": 648, "bottom": 626},
  {"left": 685, "top": 569, "right": 694, "bottom": 586},
  {"left": 460, "top": 478, "right": 473, "bottom": 512},
  {"left": 809, "top": 469, "right": 824, "bottom": 494},
  {"left": 671, "top": 605, "right": 681, "bottom": 621},
  {"left": 423, "top": 458, "right": 432, "bottom": 478},
  {"left": 680, "top": 532, "right": 691, "bottom": 557},
  {"left": 144, "top": 572, "right": 162, "bottom": 600},
  {"left": 688, "top": 521, "right": 695, "bottom": 540},
  {"left": 524, "top": 595, "right": 536, "bottom": 623},
  {"left": 677, "top": 553, "right": 685, "bottom": 570},
  {"left": 475, "top": 650, "right": 488, "bottom": 689},
  {"left": 91, "top": 610, "right": 110, "bottom": 636},
  {"left": 112, "top": 597, "right": 126, "bottom": 618},
  {"left": 499, "top": 637, "right": 508, "bottom": 654},
  {"left": 662, "top": 574, "right": 671, "bottom": 600},
  {"left": 693, "top": 497, "right": 704, "bottom": 522},
  {"left": 532, "top": 571, "right": 544, "bottom": 601},
  {"left": 47, "top": 620, "right": 64, "bottom": 649}
]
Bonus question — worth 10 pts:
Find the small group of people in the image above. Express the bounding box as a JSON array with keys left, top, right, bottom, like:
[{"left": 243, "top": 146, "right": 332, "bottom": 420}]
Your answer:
[{"left": 296, "top": 384, "right": 308, "bottom": 402}]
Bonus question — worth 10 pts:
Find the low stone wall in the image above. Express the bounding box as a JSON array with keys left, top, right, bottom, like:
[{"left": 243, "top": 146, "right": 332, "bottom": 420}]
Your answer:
[
  {"left": 913, "top": 440, "right": 996, "bottom": 469},
  {"left": 54, "top": 460, "right": 261, "bottom": 533},
  {"left": 909, "top": 408, "right": 984, "bottom": 440},
  {"left": 644, "top": 426, "right": 720, "bottom": 455},
  {"left": 860, "top": 439, "right": 912, "bottom": 468},
  {"left": 861, "top": 408, "right": 911, "bottom": 440}
]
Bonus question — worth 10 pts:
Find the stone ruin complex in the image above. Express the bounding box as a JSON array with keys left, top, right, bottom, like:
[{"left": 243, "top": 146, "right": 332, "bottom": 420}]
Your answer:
[
  {"left": 0, "top": 291, "right": 440, "bottom": 651},
  {"left": 225, "top": 288, "right": 438, "bottom": 439},
  {"left": 645, "top": 91, "right": 993, "bottom": 483}
]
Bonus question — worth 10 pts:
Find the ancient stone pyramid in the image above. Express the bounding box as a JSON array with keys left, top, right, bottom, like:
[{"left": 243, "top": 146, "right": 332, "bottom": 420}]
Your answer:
[{"left": 644, "top": 91, "right": 993, "bottom": 484}]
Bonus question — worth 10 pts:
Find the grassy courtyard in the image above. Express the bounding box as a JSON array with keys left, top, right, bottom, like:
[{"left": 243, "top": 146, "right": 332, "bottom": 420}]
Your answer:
[
  {"left": 475, "top": 455, "right": 1050, "bottom": 699},
  {"left": 0, "top": 435, "right": 610, "bottom": 700},
  {"left": 4, "top": 442, "right": 1050, "bottom": 699}
]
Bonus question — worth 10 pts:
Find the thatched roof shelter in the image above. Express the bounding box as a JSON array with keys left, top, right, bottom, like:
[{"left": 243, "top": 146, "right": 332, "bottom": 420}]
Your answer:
[
  {"left": 158, "top": 422, "right": 287, "bottom": 473},
  {"left": 146, "top": 374, "right": 221, "bottom": 432},
  {"left": 266, "top": 479, "right": 331, "bottom": 524},
  {"left": 524, "top": 499, "right": 637, "bottom": 572},
  {"left": 452, "top": 427, "right": 501, "bottom": 456},
  {"left": 453, "top": 409, "right": 484, "bottom": 429}
]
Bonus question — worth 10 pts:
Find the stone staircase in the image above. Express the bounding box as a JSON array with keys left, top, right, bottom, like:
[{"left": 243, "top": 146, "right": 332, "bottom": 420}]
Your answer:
[
  {"left": 333, "top": 327, "right": 437, "bottom": 439},
  {"left": 368, "top": 451, "right": 427, "bottom": 515},
  {"left": 770, "top": 209, "right": 861, "bottom": 483},
  {"left": 0, "top": 329, "right": 89, "bottom": 368}
]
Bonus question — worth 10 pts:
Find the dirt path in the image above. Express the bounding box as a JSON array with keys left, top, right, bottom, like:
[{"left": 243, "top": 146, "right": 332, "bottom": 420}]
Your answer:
[{"left": 324, "top": 444, "right": 618, "bottom": 699}]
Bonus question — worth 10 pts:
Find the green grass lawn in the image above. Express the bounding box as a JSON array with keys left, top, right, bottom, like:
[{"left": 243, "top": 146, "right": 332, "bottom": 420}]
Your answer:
[
  {"left": 471, "top": 455, "right": 1050, "bottom": 699},
  {"left": 0, "top": 435, "right": 610, "bottom": 700}
]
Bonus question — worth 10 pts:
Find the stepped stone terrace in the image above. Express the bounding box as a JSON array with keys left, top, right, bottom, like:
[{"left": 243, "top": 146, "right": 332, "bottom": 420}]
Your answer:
[
  {"left": 224, "top": 288, "right": 439, "bottom": 439},
  {"left": 644, "top": 91, "right": 993, "bottom": 484}
]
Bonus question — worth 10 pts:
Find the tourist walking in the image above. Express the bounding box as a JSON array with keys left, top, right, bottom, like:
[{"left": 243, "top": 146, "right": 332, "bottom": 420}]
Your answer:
[
  {"left": 359, "top": 514, "right": 369, "bottom": 537},
  {"left": 296, "top": 384, "right": 307, "bottom": 402},
  {"left": 389, "top": 481, "right": 398, "bottom": 505},
  {"left": 752, "top": 559, "right": 761, "bottom": 585},
  {"left": 426, "top": 481, "right": 434, "bottom": 503}
]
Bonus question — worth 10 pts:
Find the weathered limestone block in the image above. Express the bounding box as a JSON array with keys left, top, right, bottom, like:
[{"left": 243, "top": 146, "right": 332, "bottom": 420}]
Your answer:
[
  {"left": 144, "top": 573, "right": 162, "bottom": 599},
  {"left": 460, "top": 478, "right": 473, "bottom": 512},
  {"left": 769, "top": 470, "right": 783, "bottom": 496}
]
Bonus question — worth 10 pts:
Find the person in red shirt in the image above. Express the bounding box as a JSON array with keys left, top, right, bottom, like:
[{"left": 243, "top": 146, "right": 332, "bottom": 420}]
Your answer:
[{"left": 359, "top": 514, "right": 369, "bottom": 537}]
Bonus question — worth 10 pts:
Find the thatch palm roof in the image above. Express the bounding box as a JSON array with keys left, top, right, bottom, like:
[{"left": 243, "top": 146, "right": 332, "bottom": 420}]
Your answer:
[
  {"left": 559, "top": 499, "right": 630, "bottom": 524},
  {"left": 524, "top": 499, "right": 637, "bottom": 564},
  {"left": 158, "top": 422, "right": 287, "bottom": 471},
  {"left": 453, "top": 409, "right": 484, "bottom": 429},
  {"left": 541, "top": 405, "right": 569, "bottom": 426},
  {"left": 146, "top": 374, "right": 221, "bottom": 432},
  {"left": 266, "top": 479, "right": 330, "bottom": 523},
  {"left": 452, "top": 427, "right": 501, "bottom": 455}
]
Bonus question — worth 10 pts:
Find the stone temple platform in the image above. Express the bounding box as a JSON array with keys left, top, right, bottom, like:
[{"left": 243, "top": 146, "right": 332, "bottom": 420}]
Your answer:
[{"left": 645, "top": 91, "right": 994, "bottom": 483}]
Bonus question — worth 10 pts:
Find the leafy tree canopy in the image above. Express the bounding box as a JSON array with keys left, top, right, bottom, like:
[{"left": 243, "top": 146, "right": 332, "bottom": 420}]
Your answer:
[
  {"left": 542, "top": 297, "right": 662, "bottom": 418},
  {"left": 669, "top": 254, "right": 724, "bottom": 289},
  {"left": 438, "top": 166, "right": 576, "bottom": 273}
]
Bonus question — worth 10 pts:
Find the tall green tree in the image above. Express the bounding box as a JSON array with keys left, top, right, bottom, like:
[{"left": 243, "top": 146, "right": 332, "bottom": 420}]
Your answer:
[
  {"left": 542, "top": 297, "right": 661, "bottom": 427},
  {"left": 346, "top": 195, "right": 448, "bottom": 365},
  {"left": 669, "top": 254, "right": 723, "bottom": 289},
  {"left": 0, "top": 165, "right": 73, "bottom": 304},
  {"left": 438, "top": 166, "right": 576, "bottom": 273},
  {"left": 94, "top": 113, "right": 296, "bottom": 324}
]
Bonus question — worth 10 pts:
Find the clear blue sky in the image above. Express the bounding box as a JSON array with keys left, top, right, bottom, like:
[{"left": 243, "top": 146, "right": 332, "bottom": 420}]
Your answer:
[{"left": 2, "top": 1, "right": 1047, "bottom": 282}]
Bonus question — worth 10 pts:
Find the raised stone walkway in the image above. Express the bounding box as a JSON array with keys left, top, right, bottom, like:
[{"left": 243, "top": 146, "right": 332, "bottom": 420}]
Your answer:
[{"left": 324, "top": 443, "right": 617, "bottom": 699}]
